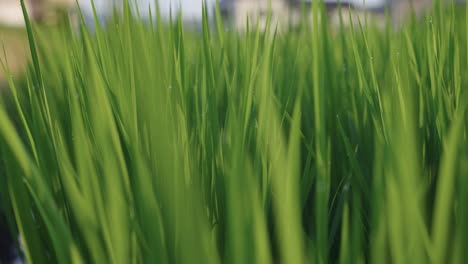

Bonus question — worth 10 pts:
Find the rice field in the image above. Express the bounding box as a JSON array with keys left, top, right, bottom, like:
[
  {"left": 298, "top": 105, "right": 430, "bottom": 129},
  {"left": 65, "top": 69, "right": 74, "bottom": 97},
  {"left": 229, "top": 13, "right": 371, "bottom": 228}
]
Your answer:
[{"left": 0, "top": 1, "right": 467, "bottom": 263}]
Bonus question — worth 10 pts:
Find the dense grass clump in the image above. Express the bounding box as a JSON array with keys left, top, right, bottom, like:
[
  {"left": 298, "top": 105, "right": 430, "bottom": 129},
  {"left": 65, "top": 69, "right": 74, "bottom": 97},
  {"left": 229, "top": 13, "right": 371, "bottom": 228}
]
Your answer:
[{"left": 1, "top": 1, "right": 467, "bottom": 263}]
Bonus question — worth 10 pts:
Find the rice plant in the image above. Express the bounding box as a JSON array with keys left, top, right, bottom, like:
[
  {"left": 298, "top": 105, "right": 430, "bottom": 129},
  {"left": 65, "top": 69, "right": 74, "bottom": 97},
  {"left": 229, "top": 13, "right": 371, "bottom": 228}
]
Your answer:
[{"left": 0, "top": 0, "right": 467, "bottom": 263}]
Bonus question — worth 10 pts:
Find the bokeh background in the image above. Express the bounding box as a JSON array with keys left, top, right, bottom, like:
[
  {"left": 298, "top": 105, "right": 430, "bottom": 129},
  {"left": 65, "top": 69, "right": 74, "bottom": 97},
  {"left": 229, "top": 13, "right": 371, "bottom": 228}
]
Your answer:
[{"left": 0, "top": 0, "right": 443, "bottom": 87}]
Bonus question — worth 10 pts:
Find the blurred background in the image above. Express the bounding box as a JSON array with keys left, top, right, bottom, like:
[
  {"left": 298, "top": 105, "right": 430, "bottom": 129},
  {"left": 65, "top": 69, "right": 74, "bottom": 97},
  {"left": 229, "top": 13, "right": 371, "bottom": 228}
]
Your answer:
[
  {"left": 0, "top": 0, "right": 445, "bottom": 88},
  {"left": 0, "top": 0, "right": 440, "bottom": 28}
]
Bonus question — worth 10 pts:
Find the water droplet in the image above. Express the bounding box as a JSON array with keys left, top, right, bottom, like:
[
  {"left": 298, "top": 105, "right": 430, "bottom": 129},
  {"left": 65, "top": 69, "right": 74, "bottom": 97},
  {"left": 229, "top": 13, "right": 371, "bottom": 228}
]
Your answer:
[
  {"left": 30, "top": 209, "right": 36, "bottom": 221},
  {"left": 343, "top": 183, "right": 350, "bottom": 191}
]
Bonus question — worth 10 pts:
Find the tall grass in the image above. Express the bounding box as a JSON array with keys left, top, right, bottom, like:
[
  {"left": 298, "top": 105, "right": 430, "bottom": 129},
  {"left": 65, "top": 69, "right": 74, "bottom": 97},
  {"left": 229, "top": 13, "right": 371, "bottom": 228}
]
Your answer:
[{"left": 0, "top": 0, "right": 467, "bottom": 263}]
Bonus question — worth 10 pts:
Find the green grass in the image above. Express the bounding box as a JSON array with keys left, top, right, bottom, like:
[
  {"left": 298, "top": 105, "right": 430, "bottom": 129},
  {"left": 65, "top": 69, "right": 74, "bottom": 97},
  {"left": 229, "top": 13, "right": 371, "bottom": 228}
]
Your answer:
[{"left": 0, "top": 1, "right": 467, "bottom": 263}]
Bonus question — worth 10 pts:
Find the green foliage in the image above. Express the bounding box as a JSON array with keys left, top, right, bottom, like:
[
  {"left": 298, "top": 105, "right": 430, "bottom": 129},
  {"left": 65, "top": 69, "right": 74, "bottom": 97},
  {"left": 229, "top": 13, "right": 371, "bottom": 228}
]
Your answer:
[{"left": 1, "top": 1, "right": 467, "bottom": 263}]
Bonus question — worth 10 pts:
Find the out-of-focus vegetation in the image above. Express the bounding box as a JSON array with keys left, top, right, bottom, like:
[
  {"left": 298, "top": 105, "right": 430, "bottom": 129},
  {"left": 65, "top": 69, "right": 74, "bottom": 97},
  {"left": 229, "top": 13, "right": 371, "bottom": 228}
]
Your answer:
[
  {"left": 1, "top": 1, "right": 467, "bottom": 263},
  {"left": 0, "top": 27, "right": 28, "bottom": 89}
]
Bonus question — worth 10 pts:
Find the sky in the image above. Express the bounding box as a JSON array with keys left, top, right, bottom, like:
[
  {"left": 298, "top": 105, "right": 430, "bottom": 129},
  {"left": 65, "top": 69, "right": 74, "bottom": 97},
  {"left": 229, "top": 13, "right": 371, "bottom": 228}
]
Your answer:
[
  {"left": 78, "top": 0, "right": 389, "bottom": 23},
  {"left": 79, "top": 0, "right": 215, "bottom": 21}
]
